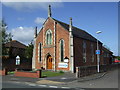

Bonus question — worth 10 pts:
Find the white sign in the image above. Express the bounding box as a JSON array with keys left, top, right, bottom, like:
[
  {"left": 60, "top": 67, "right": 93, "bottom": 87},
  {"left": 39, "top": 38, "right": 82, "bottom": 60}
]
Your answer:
[
  {"left": 64, "top": 59, "right": 68, "bottom": 63},
  {"left": 58, "top": 63, "right": 68, "bottom": 68}
]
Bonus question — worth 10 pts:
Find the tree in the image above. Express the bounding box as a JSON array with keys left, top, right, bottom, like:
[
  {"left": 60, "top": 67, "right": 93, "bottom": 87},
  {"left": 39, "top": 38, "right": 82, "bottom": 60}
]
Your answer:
[
  {"left": 25, "top": 41, "right": 34, "bottom": 60},
  {"left": 116, "top": 56, "right": 120, "bottom": 60},
  {"left": 1, "top": 20, "right": 12, "bottom": 44},
  {"left": 0, "top": 19, "right": 13, "bottom": 55}
]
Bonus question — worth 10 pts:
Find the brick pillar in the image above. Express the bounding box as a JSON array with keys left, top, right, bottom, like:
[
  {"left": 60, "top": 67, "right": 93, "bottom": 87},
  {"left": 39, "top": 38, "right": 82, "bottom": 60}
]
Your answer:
[
  {"left": 37, "top": 69, "right": 41, "bottom": 78},
  {"left": 3, "top": 68, "right": 7, "bottom": 75},
  {"left": 69, "top": 17, "right": 74, "bottom": 73},
  {"left": 76, "top": 67, "right": 80, "bottom": 78},
  {"left": 32, "top": 27, "right": 37, "bottom": 70}
]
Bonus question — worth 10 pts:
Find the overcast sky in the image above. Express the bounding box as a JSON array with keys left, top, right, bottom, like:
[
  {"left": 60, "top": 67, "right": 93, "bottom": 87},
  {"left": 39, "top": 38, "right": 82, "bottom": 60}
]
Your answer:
[{"left": 2, "top": 2, "right": 118, "bottom": 56}]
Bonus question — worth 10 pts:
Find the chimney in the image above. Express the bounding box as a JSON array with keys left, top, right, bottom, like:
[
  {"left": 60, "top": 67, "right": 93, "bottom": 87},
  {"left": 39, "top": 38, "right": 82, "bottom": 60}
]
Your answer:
[
  {"left": 48, "top": 5, "right": 52, "bottom": 17},
  {"left": 34, "top": 26, "right": 37, "bottom": 38}
]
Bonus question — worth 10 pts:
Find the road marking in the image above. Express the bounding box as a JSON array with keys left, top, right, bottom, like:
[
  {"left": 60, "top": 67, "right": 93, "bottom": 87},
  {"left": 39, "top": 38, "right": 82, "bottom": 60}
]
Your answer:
[
  {"left": 61, "top": 87, "right": 70, "bottom": 89},
  {"left": 27, "top": 83, "right": 36, "bottom": 86},
  {"left": 11, "top": 78, "right": 19, "bottom": 80},
  {"left": 14, "top": 82, "right": 20, "bottom": 84},
  {"left": 49, "top": 86, "right": 58, "bottom": 88},
  {"left": 80, "top": 89, "right": 85, "bottom": 90},
  {"left": 38, "top": 85, "right": 47, "bottom": 87},
  {"left": 61, "top": 77, "right": 67, "bottom": 79}
]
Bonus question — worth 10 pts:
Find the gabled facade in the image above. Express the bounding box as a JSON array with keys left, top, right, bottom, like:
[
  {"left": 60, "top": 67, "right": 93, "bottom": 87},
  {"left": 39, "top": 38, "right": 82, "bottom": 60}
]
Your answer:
[
  {"left": 3, "top": 40, "right": 27, "bottom": 59},
  {"left": 32, "top": 5, "right": 103, "bottom": 73}
]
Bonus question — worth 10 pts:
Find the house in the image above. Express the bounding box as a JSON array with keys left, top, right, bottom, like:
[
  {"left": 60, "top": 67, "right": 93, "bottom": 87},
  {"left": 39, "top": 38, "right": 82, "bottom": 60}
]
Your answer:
[
  {"left": 2, "top": 40, "right": 31, "bottom": 71},
  {"left": 32, "top": 5, "right": 106, "bottom": 73},
  {"left": 4, "top": 40, "right": 27, "bottom": 59}
]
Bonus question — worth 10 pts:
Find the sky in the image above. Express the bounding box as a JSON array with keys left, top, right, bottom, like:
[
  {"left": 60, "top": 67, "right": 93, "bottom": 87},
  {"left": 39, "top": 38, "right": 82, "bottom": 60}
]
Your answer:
[{"left": 2, "top": 2, "right": 118, "bottom": 56}]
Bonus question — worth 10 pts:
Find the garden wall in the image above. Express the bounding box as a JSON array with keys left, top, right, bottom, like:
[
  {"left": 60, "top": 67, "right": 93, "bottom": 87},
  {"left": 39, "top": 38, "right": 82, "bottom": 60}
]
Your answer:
[
  {"left": 0, "top": 68, "right": 8, "bottom": 75},
  {"left": 14, "top": 69, "right": 41, "bottom": 78}
]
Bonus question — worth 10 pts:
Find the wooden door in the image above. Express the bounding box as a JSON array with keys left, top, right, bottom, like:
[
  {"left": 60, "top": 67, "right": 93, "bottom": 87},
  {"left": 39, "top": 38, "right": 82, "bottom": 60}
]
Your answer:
[{"left": 47, "top": 56, "right": 52, "bottom": 69}]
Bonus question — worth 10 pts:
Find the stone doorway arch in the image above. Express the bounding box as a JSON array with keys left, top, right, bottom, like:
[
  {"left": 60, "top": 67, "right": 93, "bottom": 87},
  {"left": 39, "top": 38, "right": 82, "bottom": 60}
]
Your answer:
[{"left": 46, "top": 54, "right": 52, "bottom": 69}]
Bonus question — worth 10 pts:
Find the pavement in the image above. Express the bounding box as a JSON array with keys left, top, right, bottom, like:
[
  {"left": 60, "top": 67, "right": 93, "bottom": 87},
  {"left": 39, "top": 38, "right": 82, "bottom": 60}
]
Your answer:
[{"left": 2, "top": 71, "right": 107, "bottom": 85}]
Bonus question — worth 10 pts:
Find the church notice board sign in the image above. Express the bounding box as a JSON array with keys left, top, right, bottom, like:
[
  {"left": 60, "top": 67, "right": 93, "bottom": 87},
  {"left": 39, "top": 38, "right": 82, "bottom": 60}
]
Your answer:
[{"left": 58, "top": 63, "right": 68, "bottom": 68}]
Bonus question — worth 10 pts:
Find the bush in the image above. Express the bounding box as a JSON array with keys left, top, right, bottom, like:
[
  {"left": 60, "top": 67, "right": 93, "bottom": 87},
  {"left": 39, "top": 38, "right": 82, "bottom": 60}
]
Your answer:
[{"left": 59, "top": 70, "right": 64, "bottom": 73}]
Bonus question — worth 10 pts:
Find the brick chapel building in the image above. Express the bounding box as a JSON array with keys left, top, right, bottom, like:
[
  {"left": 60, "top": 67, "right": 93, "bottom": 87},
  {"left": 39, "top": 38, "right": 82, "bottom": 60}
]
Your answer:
[{"left": 32, "top": 5, "right": 104, "bottom": 73}]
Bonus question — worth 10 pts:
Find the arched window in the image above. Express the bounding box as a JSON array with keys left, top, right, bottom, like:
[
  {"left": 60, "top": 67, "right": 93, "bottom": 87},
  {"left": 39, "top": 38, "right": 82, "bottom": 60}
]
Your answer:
[
  {"left": 83, "top": 40, "right": 86, "bottom": 63},
  {"left": 60, "top": 39, "right": 64, "bottom": 62},
  {"left": 91, "top": 43, "right": 94, "bottom": 62},
  {"left": 46, "top": 29, "right": 52, "bottom": 45},
  {"left": 38, "top": 43, "right": 42, "bottom": 61}
]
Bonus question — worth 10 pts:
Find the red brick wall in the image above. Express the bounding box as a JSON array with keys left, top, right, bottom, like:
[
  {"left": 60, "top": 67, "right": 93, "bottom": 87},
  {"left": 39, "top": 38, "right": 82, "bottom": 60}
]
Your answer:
[
  {"left": 14, "top": 70, "right": 41, "bottom": 78},
  {"left": 35, "top": 17, "right": 104, "bottom": 72},
  {"left": 0, "top": 68, "right": 8, "bottom": 75},
  {"left": 35, "top": 18, "right": 70, "bottom": 71},
  {"left": 55, "top": 20, "right": 70, "bottom": 71},
  {"left": 73, "top": 37, "right": 103, "bottom": 72}
]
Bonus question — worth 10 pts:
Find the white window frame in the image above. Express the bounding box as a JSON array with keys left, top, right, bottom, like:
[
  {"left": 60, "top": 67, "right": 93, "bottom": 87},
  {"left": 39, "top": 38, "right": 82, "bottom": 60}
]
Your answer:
[
  {"left": 83, "top": 40, "right": 86, "bottom": 63},
  {"left": 46, "top": 29, "right": 52, "bottom": 45},
  {"left": 91, "top": 43, "right": 94, "bottom": 62},
  {"left": 38, "top": 42, "right": 42, "bottom": 62},
  {"left": 59, "top": 39, "right": 65, "bottom": 62}
]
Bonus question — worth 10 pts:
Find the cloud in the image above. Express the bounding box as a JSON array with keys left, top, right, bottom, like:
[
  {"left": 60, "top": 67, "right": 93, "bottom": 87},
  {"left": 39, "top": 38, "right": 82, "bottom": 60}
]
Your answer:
[
  {"left": 11, "top": 26, "right": 34, "bottom": 45},
  {"left": 34, "top": 17, "right": 46, "bottom": 24},
  {"left": 2, "top": 2, "right": 63, "bottom": 12}
]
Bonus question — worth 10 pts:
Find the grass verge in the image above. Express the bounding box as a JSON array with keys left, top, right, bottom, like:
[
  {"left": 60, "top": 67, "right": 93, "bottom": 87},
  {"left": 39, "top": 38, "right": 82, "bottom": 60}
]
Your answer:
[{"left": 42, "top": 71, "right": 64, "bottom": 77}]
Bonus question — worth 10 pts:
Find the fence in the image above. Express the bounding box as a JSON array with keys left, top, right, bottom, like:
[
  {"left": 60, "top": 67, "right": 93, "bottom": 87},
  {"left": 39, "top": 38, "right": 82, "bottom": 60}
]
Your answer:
[{"left": 76, "top": 64, "right": 119, "bottom": 78}]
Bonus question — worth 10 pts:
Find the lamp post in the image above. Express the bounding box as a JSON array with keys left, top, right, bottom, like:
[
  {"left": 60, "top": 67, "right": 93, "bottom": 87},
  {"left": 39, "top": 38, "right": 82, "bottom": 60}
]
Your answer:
[{"left": 96, "top": 31, "right": 102, "bottom": 73}]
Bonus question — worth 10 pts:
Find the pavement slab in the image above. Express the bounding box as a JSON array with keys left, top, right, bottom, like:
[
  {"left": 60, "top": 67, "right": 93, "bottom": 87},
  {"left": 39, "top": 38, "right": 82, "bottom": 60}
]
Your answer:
[{"left": 36, "top": 80, "right": 65, "bottom": 85}]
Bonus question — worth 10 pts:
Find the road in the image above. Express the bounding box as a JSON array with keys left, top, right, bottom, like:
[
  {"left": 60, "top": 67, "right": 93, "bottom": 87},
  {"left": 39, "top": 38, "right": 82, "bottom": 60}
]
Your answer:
[
  {"left": 1, "top": 68, "right": 119, "bottom": 89},
  {"left": 65, "top": 68, "right": 119, "bottom": 88},
  {"left": 2, "top": 81, "right": 76, "bottom": 90}
]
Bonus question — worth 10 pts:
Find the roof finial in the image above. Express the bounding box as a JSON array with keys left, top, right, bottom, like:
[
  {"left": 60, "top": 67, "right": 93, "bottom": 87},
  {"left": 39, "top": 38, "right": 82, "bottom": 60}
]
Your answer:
[
  {"left": 34, "top": 26, "right": 37, "bottom": 38},
  {"left": 70, "top": 17, "right": 72, "bottom": 26},
  {"left": 48, "top": 5, "right": 52, "bottom": 17},
  {"left": 69, "top": 17, "right": 72, "bottom": 32}
]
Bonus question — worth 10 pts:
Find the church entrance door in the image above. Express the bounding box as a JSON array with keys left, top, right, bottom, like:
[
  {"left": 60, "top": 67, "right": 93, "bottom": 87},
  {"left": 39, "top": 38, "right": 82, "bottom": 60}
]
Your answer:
[{"left": 47, "top": 55, "right": 52, "bottom": 69}]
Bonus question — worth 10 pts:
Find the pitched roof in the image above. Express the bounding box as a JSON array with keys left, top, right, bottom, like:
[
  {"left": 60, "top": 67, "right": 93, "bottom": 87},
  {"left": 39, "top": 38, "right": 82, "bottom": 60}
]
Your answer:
[
  {"left": 102, "top": 46, "right": 113, "bottom": 53},
  {"left": 5, "top": 40, "right": 27, "bottom": 49},
  {"left": 53, "top": 18, "right": 101, "bottom": 43}
]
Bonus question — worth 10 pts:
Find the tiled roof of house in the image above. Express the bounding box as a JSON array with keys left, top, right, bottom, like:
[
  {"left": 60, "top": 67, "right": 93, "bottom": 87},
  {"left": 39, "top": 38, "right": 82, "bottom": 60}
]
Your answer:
[
  {"left": 5, "top": 40, "right": 27, "bottom": 49},
  {"left": 53, "top": 18, "right": 102, "bottom": 43}
]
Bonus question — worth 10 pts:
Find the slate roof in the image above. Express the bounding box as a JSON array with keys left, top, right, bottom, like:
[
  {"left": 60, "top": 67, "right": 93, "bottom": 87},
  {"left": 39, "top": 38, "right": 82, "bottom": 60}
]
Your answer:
[
  {"left": 102, "top": 46, "right": 113, "bottom": 53},
  {"left": 5, "top": 40, "right": 27, "bottom": 49},
  {"left": 53, "top": 18, "right": 101, "bottom": 43}
]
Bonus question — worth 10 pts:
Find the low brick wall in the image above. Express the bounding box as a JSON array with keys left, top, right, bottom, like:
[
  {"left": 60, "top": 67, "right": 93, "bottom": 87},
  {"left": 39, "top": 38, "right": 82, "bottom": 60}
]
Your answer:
[
  {"left": 76, "top": 64, "right": 119, "bottom": 78},
  {"left": 14, "top": 69, "right": 41, "bottom": 78},
  {"left": 0, "top": 68, "right": 8, "bottom": 75}
]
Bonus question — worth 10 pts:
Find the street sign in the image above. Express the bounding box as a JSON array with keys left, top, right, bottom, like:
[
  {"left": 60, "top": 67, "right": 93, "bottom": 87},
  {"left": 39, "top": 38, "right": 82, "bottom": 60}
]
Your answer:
[{"left": 96, "top": 50, "right": 100, "bottom": 54}]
